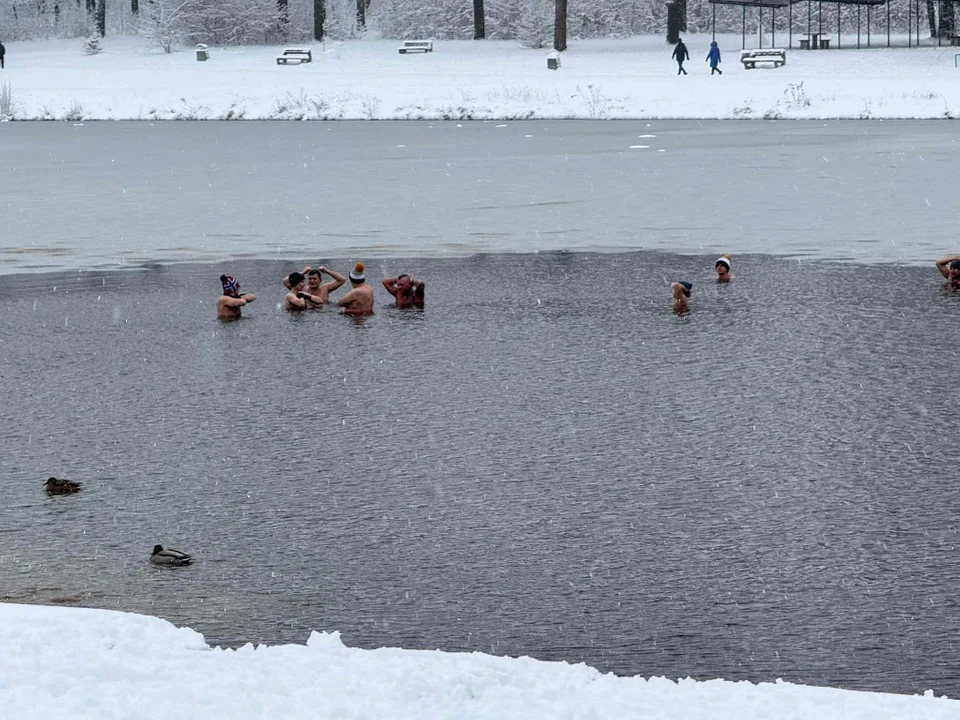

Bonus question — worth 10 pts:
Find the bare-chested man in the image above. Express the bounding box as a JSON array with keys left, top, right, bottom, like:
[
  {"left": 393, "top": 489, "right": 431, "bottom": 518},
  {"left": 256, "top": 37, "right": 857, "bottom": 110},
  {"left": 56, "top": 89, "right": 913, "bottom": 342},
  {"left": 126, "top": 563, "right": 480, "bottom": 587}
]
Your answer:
[
  {"left": 282, "top": 265, "right": 346, "bottom": 306},
  {"left": 671, "top": 281, "right": 692, "bottom": 314},
  {"left": 382, "top": 273, "right": 425, "bottom": 309},
  {"left": 216, "top": 275, "right": 256, "bottom": 319},
  {"left": 285, "top": 271, "right": 310, "bottom": 311},
  {"left": 936, "top": 254, "right": 960, "bottom": 289},
  {"left": 337, "top": 262, "right": 374, "bottom": 316}
]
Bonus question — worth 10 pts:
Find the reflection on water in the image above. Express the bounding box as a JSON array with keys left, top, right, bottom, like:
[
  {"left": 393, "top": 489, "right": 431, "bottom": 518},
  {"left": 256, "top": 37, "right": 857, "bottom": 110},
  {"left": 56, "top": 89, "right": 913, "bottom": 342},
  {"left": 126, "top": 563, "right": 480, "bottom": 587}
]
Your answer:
[{"left": 2, "top": 252, "right": 960, "bottom": 697}]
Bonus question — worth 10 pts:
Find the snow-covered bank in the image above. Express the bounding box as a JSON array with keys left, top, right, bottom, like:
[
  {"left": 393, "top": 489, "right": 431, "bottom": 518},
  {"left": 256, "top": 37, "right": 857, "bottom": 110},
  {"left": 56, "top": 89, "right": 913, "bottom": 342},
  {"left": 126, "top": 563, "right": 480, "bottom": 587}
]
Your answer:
[
  {"left": 1, "top": 34, "right": 959, "bottom": 121},
  {"left": 1, "top": 603, "right": 956, "bottom": 719}
]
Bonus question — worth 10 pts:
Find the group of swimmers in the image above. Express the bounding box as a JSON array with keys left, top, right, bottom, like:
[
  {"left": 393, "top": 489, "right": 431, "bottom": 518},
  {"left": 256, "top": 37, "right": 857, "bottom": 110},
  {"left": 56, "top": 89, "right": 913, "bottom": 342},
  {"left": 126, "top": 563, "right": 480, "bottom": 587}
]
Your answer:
[
  {"left": 214, "top": 262, "right": 425, "bottom": 320},
  {"left": 215, "top": 252, "right": 960, "bottom": 320},
  {"left": 668, "top": 254, "right": 733, "bottom": 314},
  {"left": 668, "top": 253, "right": 960, "bottom": 314}
]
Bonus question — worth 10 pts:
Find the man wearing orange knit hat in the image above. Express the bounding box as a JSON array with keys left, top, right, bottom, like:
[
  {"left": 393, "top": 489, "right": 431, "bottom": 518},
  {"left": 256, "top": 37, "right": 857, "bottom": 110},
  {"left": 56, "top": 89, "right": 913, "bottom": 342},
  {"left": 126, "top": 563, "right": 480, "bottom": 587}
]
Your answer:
[{"left": 337, "top": 262, "right": 375, "bottom": 316}]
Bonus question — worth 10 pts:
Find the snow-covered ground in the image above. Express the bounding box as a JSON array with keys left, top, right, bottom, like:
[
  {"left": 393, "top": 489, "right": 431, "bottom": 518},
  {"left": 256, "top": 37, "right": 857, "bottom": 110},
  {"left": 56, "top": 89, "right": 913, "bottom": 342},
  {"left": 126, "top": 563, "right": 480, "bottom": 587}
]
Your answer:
[
  {"left": 1, "top": 603, "right": 957, "bottom": 719},
  {"left": 1, "top": 34, "right": 959, "bottom": 120}
]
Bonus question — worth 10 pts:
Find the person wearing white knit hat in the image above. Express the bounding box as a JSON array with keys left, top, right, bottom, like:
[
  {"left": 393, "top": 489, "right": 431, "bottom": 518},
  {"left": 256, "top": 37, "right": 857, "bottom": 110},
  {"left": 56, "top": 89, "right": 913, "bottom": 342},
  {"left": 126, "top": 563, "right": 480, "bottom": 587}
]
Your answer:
[
  {"left": 715, "top": 255, "right": 732, "bottom": 283},
  {"left": 338, "top": 262, "right": 375, "bottom": 316}
]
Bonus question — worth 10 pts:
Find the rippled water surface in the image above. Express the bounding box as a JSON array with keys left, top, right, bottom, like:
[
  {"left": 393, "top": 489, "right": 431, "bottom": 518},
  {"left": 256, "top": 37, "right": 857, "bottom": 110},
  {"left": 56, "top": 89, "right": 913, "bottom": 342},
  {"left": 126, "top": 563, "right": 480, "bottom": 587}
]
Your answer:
[{"left": 2, "top": 253, "right": 960, "bottom": 697}]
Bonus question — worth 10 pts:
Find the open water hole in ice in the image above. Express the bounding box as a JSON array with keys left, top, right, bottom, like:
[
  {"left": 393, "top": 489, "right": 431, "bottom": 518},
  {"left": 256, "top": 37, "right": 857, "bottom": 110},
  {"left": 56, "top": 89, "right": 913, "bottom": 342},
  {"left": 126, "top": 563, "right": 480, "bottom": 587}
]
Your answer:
[{"left": 1, "top": 252, "right": 960, "bottom": 697}]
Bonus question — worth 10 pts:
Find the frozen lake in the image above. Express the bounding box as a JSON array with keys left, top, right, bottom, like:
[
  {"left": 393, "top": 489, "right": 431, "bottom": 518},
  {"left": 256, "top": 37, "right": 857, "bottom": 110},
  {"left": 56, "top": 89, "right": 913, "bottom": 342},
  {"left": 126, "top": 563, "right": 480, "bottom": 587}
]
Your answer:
[{"left": 1, "top": 120, "right": 958, "bottom": 272}]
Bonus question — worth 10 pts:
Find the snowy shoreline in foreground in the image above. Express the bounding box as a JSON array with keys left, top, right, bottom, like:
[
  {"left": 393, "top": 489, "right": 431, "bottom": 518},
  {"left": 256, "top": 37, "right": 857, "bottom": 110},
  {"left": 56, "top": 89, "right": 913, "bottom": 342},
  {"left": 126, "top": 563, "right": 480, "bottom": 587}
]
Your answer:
[
  {"left": 2, "top": 34, "right": 959, "bottom": 121},
  {"left": 2, "top": 602, "right": 957, "bottom": 719}
]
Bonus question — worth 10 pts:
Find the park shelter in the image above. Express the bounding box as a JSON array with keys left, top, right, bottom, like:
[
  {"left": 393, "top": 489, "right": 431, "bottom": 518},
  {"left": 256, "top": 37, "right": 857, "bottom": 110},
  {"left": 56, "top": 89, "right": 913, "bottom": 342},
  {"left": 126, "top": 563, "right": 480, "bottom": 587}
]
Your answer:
[{"left": 708, "top": 0, "right": 955, "bottom": 49}]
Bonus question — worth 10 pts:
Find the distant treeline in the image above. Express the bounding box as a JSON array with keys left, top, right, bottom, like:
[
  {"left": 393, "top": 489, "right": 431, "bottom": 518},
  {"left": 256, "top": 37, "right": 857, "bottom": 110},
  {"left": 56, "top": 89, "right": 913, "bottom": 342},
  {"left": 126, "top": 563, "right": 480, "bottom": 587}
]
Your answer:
[{"left": 0, "top": 0, "right": 952, "bottom": 48}]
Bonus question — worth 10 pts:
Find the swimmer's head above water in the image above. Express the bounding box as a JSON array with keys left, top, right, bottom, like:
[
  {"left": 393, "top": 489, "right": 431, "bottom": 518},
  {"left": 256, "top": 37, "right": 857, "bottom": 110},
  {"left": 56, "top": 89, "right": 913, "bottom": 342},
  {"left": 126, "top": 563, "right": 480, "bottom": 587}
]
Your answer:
[
  {"left": 349, "top": 262, "right": 366, "bottom": 284},
  {"left": 220, "top": 275, "right": 241, "bottom": 297},
  {"left": 287, "top": 271, "right": 305, "bottom": 290},
  {"left": 715, "top": 255, "right": 732, "bottom": 279}
]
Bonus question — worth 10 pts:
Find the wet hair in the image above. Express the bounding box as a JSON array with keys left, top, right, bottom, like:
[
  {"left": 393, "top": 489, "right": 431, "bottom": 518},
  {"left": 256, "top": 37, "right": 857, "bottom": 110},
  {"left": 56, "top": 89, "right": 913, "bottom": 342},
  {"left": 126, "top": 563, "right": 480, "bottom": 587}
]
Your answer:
[
  {"left": 397, "top": 274, "right": 410, "bottom": 281},
  {"left": 288, "top": 272, "right": 305, "bottom": 287},
  {"left": 949, "top": 259, "right": 960, "bottom": 272},
  {"left": 307, "top": 269, "right": 321, "bottom": 277}
]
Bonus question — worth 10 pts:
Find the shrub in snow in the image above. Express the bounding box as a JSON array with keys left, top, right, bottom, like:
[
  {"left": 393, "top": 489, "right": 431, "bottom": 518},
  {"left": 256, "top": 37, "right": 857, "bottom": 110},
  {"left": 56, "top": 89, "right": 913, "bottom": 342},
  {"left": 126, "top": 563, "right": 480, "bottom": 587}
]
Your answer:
[
  {"left": 0, "top": 80, "right": 16, "bottom": 120},
  {"left": 141, "top": 0, "right": 192, "bottom": 53},
  {"left": 84, "top": 33, "right": 103, "bottom": 55}
]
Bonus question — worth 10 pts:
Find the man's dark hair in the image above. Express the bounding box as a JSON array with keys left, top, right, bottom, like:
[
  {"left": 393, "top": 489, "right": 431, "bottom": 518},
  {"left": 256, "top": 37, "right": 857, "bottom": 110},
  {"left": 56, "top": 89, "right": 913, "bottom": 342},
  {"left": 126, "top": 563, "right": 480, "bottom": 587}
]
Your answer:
[
  {"left": 288, "top": 271, "right": 305, "bottom": 286},
  {"left": 949, "top": 259, "right": 960, "bottom": 272},
  {"left": 307, "top": 268, "right": 321, "bottom": 277}
]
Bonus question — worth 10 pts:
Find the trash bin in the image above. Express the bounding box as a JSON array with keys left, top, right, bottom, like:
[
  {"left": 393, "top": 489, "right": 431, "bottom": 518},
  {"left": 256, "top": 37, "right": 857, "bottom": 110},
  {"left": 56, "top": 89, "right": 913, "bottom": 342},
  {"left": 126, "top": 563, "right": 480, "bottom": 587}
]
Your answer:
[
  {"left": 196, "top": 43, "right": 209, "bottom": 61},
  {"left": 547, "top": 51, "right": 560, "bottom": 70}
]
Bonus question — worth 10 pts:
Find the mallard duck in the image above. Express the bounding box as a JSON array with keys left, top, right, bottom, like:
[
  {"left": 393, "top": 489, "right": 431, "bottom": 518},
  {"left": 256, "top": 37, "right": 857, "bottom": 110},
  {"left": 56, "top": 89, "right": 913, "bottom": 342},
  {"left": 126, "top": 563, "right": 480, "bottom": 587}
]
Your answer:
[
  {"left": 44, "top": 477, "right": 82, "bottom": 495},
  {"left": 150, "top": 545, "right": 192, "bottom": 566}
]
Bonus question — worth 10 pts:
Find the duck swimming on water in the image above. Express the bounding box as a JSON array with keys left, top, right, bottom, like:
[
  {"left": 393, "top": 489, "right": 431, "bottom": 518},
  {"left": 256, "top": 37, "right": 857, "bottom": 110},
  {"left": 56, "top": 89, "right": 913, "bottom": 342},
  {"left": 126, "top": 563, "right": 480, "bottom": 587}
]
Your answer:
[
  {"left": 44, "top": 477, "right": 82, "bottom": 495},
  {"left": 150, "top": 545, "right": 192, "bottom": 566}
]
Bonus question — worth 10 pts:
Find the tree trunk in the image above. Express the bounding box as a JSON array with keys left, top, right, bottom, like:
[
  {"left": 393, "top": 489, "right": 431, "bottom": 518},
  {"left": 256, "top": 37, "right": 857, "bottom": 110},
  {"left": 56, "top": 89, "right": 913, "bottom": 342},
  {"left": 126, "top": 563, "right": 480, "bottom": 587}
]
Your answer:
[
  {"left": 314, "top": 0, "right": 325, "bottom": 40},
  {"left": 553, "top": 0, "right": 567, "bottom": 51},
  {"left": 96, "top": 0, "right": 105, "bottom": 35},
  {"left": 927, "top": 0, "right": 938, "bottom": 36},
  {"left": 939, "top": 0, "right": 955, "bottom": 35},
  {"left": 278, "top": 0, "right": 289, "bottom": 38},
  {"left": 131, "top": 0, "right": 138, "bottom": 14},
  {"left": 473, "top": 0, "right": 485, "bottom": 39},
  {"left": 356, "top": 0, "right": 365, "bottom": 30}
]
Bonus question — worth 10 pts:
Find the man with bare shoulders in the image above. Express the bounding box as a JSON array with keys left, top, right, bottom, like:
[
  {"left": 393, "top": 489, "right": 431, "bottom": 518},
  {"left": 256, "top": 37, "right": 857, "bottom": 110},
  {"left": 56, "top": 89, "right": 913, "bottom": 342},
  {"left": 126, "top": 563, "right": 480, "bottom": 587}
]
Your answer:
[
  {"left": 285, "top": 271, "right": 310, "bottom": 311},
  {"left": 282, "top": 265, "right": 346, "bottom": 306},
  {"left": 382, "top": 273, "right": 425, "bottom": 309},
  {"left": 337, "top": 262, "right": 374, "bottom": 316},
  {"left": 671, "top": 281, "right": 692, "bottom": 314},
  {"left": 216, "top": 275, "right": 256, "bottom": 319},
  {"left": 936, "top": 254, "right": 960, "bottom": 289}
]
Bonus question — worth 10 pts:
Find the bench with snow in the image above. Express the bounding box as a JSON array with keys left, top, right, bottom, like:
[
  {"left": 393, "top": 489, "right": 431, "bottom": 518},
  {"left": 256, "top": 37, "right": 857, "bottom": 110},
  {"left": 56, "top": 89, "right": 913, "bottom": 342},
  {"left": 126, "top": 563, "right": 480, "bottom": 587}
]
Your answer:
[
  {"left": 740, "top": 48, "right": 786, "bottom": 69},
  {"left": 276, "top": 48, "right": 312, "bottom": 65},
  {"left": 398, "top": 40, "right": 433, "bottom": 54}
]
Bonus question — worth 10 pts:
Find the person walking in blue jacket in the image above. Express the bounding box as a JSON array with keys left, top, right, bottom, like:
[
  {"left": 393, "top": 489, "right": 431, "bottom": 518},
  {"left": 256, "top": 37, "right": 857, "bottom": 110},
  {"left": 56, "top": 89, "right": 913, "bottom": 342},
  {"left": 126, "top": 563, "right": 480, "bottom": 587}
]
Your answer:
[{"left": 706, "top": 41, "right": 722, "bottom": 75}]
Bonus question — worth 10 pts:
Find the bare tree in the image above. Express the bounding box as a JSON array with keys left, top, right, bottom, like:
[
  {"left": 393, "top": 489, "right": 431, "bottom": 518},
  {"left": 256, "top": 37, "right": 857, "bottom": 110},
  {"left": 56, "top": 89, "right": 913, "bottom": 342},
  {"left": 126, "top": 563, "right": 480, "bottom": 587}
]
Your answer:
[
  {"left": 474, "top": 0, "right": 485, "bottom": 38},
  {"left": 132, "top": 0, "right": 139, "bottom": 15},
  {"left": 553, "top": 0, "right": 566, "bottom": 50},
  {"left": 96, "top": 0, "right": 105, "bottom": 35},
  {"left": 142, "top": 0, "right": 193, "bottom": 52}
]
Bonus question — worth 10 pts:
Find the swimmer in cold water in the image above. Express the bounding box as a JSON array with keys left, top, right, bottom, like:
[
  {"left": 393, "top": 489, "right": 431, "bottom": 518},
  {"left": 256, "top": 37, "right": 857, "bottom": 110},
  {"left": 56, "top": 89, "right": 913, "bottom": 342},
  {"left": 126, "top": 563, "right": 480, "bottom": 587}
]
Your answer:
[
  {"left": 337, "top": 262, "right": 375, "bottom": 316},
  {"left": 216, "top": 275, "right": 256, "bottom": 319},
  {"left": 671, "top": 281, "right": 692, "bottom": 314},
  {"left": 715, "top": 255, "right": 732, "bottom": 283}
]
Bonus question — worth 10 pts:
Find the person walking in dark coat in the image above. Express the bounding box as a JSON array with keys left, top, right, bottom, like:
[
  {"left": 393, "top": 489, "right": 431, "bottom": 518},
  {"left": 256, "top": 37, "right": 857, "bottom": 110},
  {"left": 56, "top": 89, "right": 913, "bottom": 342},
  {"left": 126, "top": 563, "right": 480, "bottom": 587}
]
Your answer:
[
  {"left": 672, "top": 38, "right": 689, "bottom": 75},
  {"left": 706, "top": 40, "right": 722, "bottom": 75},
  {"left": 0, "top": 42, "right": 6, "bottom": 70}
]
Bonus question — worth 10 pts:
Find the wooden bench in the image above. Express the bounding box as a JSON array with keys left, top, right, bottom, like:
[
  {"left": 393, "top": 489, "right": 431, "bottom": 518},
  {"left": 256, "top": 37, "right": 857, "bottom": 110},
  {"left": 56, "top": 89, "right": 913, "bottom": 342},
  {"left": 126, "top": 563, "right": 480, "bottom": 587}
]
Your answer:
[
  {"left": 740, "top": 48, "right": 787, "bottom": 69},
  {"left": 398, "top": 40, "right": 433, "bottom": 54},
  {"left": 276, "top": 48, "right": 312, "bottom": 65}
]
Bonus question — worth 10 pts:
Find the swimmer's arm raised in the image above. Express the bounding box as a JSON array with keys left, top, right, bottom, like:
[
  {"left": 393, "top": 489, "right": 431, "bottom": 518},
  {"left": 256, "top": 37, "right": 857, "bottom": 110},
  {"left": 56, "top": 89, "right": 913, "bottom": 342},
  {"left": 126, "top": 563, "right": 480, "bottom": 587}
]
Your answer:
[
  {"left": 320, "top": 266, "right": 346, "bottom": 293},
  {"left": 936, "top": 255, "right": 960, "bottom": 278},
  {"left": 382, "top": 278, "right": 399, "bottom": 297}
]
